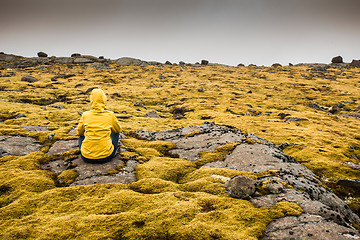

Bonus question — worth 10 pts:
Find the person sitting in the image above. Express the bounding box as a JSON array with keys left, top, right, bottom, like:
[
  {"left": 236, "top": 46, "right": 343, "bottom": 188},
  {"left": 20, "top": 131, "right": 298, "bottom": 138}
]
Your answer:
[{"left": 76, "top": 88, "right": 121, "bottom": 163}]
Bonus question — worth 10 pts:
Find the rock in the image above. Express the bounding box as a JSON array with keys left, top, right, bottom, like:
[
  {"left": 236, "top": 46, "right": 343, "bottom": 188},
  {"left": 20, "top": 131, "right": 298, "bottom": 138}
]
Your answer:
[
  {"left": 74, "top": 58, "right": 94, "bottom": 64},
  {"left": 51, "top": 74, "right": 75, "bottom": 81},
  {"left": 47, "top": 140, "right": 78, "bottom": 155},
  {"left": 143, "top": 111, "right": 162, "bottom": 118},
  {"left": 179, "top": 61, "right": 185, "bottom": 66},
  {"left": 266, "top": 181, "right": 284, "bottom": 194},
  {"left": 133, "top": 102, "right": 147, "bottom": 109},
  {"left": 197, "top": 88, "right": 204, "bottom": 92},
  {"left": 0, "top": 53, "right": 22, "bottom": 62},
  {"left": 337, "top": 179, "right": 360, "bottom": 189},
  {"left": 48, "top": 133, "right": 55, "bottom": 140},
  {"left": 21, "top": 76, "right": 39, "bottom": 83},
  {"left": 284, "top": 117, "right": 308, "bottom": 122},
  {"left": 15, "top": 113, "right": 26, "bottom": 119},
  {"left": 272, "top": 63, "right": 282, "bottom": 67},
  {"left": 350, "top": 60, "right": 360, "bottom": 68},
  {"left": 201, "top": 60, "right": 209, "bottom": 66},
  {"left": 165, "top": 61, "right": 172, "bottom": 65},
  {"left": 37, "top": 52, "right": 48, "bottom": 58},
  {"left": 225, "top": 175, "right": 257, "bottom": 199},
  {"left": 237, "top": 63, "right": 245, "bottom": 67},
  {"left": 51, "top": 57, "right": 74, "bottom": 64},
  {"left": 71, "top": 53, "right": 82, "bottom": 57},
  {"left": 332, "top": 56, "right": 344, "bottom": 63},
  {"left": 114, "top": 57, "right": 148, "bottom": 66},
  {"left": 0, "top": 136, "right": 41, "bottom": 156}
]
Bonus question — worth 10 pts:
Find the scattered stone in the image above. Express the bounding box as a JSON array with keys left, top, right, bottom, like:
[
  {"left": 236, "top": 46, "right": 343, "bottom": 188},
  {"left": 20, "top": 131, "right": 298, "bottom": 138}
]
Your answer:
[
  {"left": 272, "top": 63, "right": 282, "bottom": 67},
  {"left": 225, "top": 175, "right": 257, "bottom": 199},
  {"left": 237, "top": 63, "right": 245, "bottom": 67},
  {"left": 171, "top": 107, "right": 193, "bottom": 119},
  {"left": 350, "top": 60, "right": 360, "bottom": 68},
  {"left": 201, "top": 60, "right": 209, "bottom": 66},
  {"left": 116, "top": 115, "right": 132, "bottom": 119},
  {"left": 165, "top": 61, "right": 172, "bottom": 65},
  {"left": 48, "top": 133, "right": 55, "bottom": 140},
  {"left": 37, "top": 52, "right": 48, "bottom": 58},
  {"left": 51, "top": 74, "right": 75, "bottom": 81},
  {"left": 85, "top": 87, "right": 98, "bottom": 94},
  {"left": 285, "top": 117, "right": 308, "bottom": 122},
  {"left": 332, "top": 56, "right": 344, "bottom": 64},
  {"left": 143, "top": 110, "right": 162, "bottom": 118},
  {"left": 15, "top": 113, "right": 26, "bottom": 119},
  {"left": 71, "top": 53, "right": 82, "bottom": 57},
  {"left": 179, "top": 61, "right": 185, "bottom": 66},
  {"left": 197, "top": 88, "right": 204, "bottom": 92},
  {"left": 21, "top": 75, "right": 39, "bottom": 83},
  {"left": 133, "top": 102, "right": 147, "bottom": 109},
  {"left": 278, "top": 113, "right": 291, "bottom": 119}
]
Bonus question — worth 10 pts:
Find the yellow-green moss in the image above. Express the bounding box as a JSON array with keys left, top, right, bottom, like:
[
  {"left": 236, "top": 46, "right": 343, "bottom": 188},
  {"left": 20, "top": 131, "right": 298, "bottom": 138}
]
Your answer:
[
  {"left": 185, "top": 130, "right": 204, "bottom": 137},
  {"left": 195, "top": 142, "right": 240, "bottom": 167},
  {"left": 122, "top": 138, "right": 177, "bottom": 155},
  {"left": 135, "top": 157, "right": 197, "bottom": 183},
  {"left": 57, "top": 169, "right": 79, "bottom": 185}
]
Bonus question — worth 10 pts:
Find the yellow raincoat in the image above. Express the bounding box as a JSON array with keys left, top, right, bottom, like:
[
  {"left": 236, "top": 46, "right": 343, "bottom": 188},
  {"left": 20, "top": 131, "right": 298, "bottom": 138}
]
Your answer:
[{"left": 76, "top": 89, "right": 121, "bottom": 159}]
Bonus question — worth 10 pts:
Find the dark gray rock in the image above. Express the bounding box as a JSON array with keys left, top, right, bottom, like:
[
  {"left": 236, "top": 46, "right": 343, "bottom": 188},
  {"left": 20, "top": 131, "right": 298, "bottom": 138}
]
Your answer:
[
  {"left": 225, "top": 175, "right": 257, "bottom": 199},
  {"left": 272, "top": 63, "right": 282, "bottom": 67},
  {"left": 37, "top": 52, "right": 48, "bottom": 58},
  {"left": 350, "top": 60, "right": 360, "bottom": 68},
  {"left": 201, "top": 60, "right": 209, "bottom": 65},
  {"left": 21, "top": 76, "right": 39, "bottom": 83},
  {"left": 332, "top": 56, "right": 344, "bottom": 63}
]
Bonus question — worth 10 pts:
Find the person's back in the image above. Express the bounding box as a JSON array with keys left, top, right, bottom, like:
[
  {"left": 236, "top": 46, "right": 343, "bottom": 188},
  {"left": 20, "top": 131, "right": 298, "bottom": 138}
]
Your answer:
[{"left": 76, "top": 88, "right": 121, "bottom": 163}]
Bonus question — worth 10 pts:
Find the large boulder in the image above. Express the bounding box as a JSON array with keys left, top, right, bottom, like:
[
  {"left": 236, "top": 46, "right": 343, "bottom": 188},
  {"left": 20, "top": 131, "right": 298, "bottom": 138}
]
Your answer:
[
  {"left": 37, "top": 52, "right": 48, "bottom": 58},
  {"left": 350, "top": 59, "right": 360, "bottom": 68},
  {"left": 0, "top": 53, "right": 23, "bottom": 62},
  {"left": 332, "top": 56, "right": 343, "bottom": 63},
  {"left": 114, "top": 57, "right": 149, "bottom": 66}
]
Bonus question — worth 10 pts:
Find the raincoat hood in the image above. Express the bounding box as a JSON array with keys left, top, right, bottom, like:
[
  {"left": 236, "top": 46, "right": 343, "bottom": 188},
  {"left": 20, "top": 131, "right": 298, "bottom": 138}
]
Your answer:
[{"left": 90, "top": 88, "right": 107, "bottom": 111}]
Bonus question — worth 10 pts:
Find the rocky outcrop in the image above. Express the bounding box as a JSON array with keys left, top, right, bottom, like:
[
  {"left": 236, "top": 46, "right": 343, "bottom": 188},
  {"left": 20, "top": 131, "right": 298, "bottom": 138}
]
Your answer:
[{"left": 132, "top": 122, "right": 360, "bottom": 239}]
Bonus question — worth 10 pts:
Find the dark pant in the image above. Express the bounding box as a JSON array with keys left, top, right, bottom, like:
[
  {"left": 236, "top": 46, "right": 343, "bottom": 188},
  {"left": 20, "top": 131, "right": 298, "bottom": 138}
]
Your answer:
[{"left": 78, "top": 131, "right": 119, "bottom": 164}]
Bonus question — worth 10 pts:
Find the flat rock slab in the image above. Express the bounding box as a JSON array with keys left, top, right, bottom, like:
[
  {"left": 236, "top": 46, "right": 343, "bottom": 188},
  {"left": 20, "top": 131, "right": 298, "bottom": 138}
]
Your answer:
[
  {"left": 41, "top": 154, "right": 137, "bottom": 186},
  {"left": 47, "top": 140, "right": 78, "bottom": 155},
  {"left": 0, "top": 136, "right": 41, "bottom": 156},
  {"left": 21, "top": 125, "right": 49, "bottom": 131}
]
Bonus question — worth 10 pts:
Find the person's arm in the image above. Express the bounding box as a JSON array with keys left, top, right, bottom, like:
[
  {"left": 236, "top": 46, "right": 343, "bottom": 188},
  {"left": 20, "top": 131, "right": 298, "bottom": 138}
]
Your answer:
[
  {"left": 111, "top": 113, "right": 122, "bottom": 133},
  {"left": 76, "top": 115, "right": 85, "bottom": 136}
]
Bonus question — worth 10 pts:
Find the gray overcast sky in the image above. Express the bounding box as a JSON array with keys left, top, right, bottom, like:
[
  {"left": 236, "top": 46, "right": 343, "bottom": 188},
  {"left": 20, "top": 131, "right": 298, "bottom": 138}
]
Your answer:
[{"left": 1, "top": 0, "right": 359, "bottom": 66}]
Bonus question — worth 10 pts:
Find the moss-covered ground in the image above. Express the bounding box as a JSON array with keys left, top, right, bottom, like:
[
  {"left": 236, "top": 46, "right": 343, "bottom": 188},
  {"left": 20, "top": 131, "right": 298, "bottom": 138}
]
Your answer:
[{"left": 0, "top": 63, "right": 359, "bottom": 239}]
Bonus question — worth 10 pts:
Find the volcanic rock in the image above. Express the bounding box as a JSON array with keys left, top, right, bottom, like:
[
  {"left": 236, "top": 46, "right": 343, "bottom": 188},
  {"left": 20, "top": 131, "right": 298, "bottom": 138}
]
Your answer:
[
  {"left": 350, "top": 60, "right": 360, "bottom": 68},
  {"left": 332, "top": 56, "right": 344, "bottom": 64},
  {"left": 21, "top": 75, "right": 39, "bottom": 83},
  {"left": 143, "top": 110, "right": 162, "bottom": 118},
  {"left": 0, "top": 136, "right": 41, "bottom": 156},
  {"left": 225, "top": 175, "right": 257, "bottom": 199},
  {"left": 37, "top": 52, "right": 48, "bottom": 58}
]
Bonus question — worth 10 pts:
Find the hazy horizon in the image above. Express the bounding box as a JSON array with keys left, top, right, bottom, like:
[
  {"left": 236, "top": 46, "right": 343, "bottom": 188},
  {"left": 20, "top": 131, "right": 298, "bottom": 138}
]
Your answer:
[{"left": 1, "top": 0, "right": 359, "bottom": 66}]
